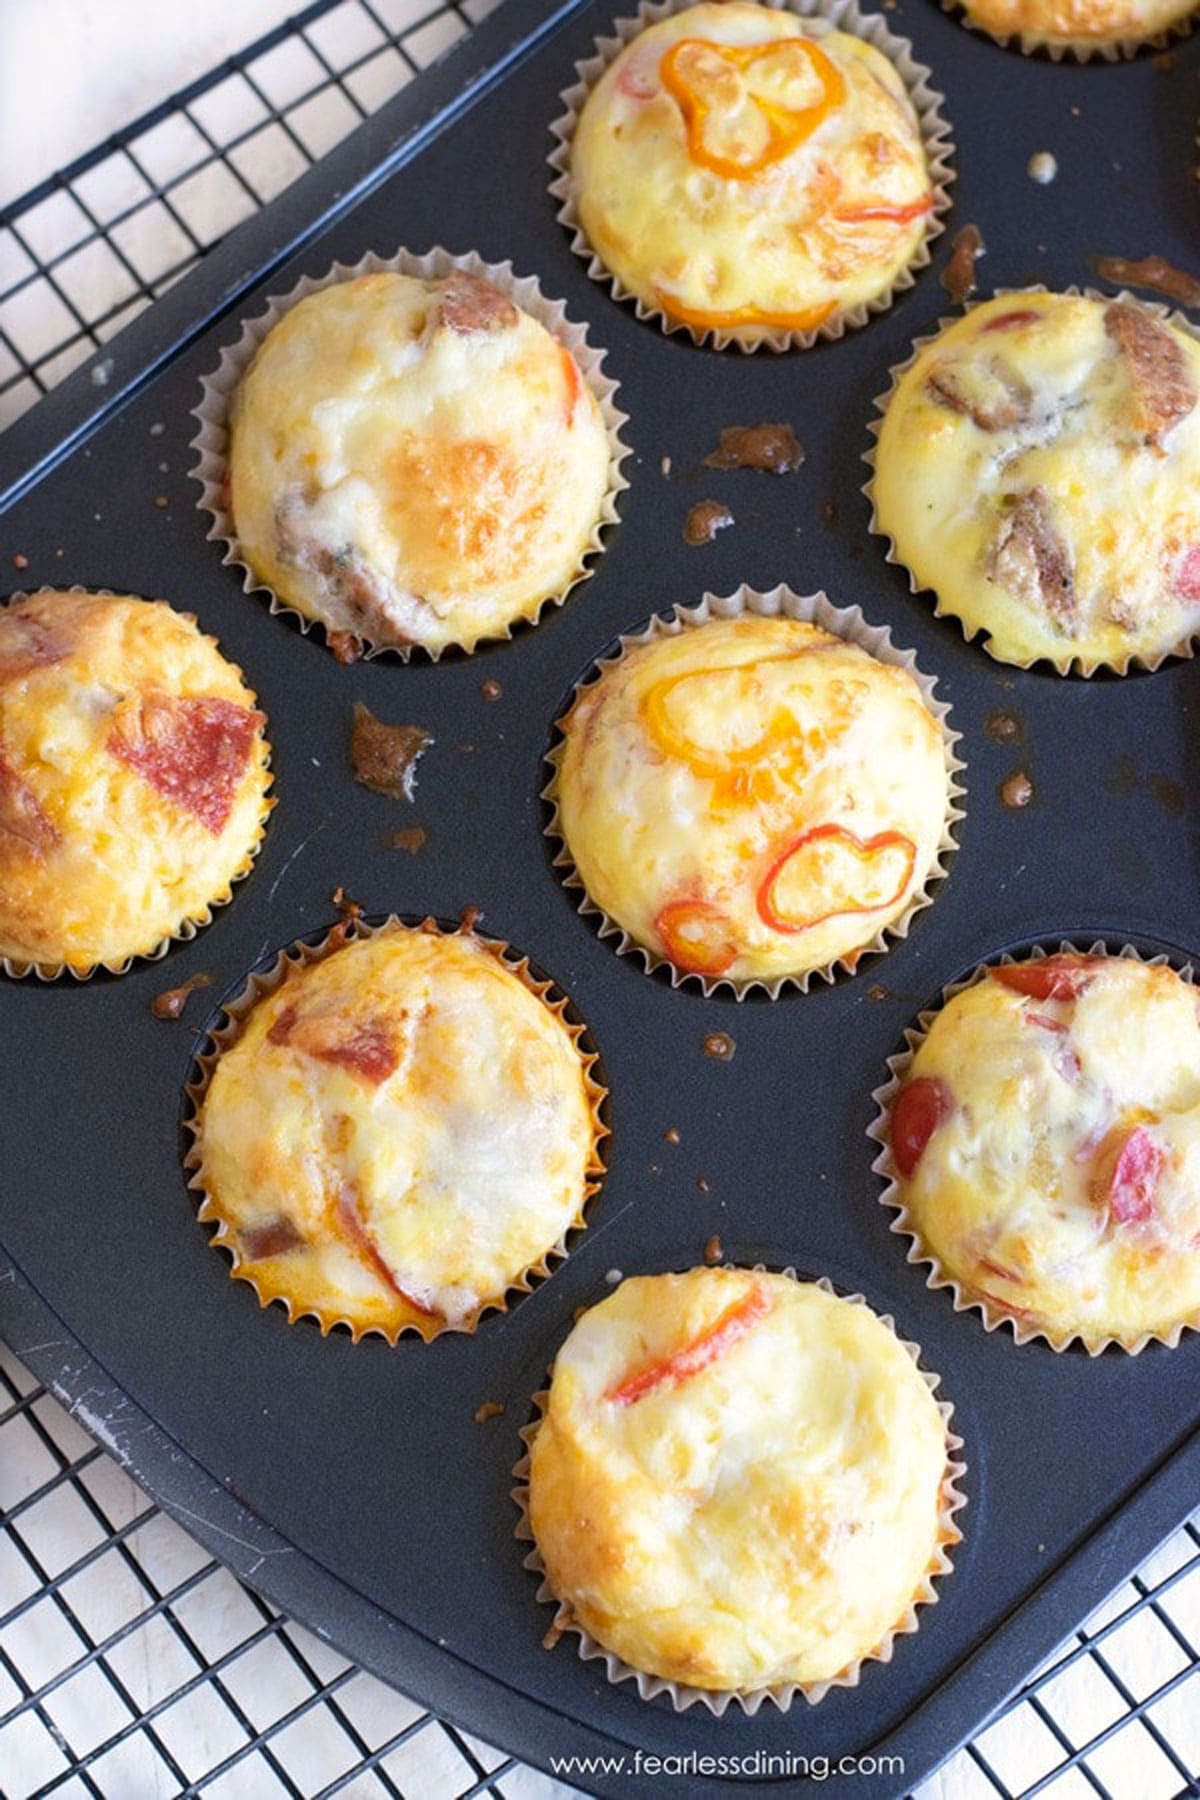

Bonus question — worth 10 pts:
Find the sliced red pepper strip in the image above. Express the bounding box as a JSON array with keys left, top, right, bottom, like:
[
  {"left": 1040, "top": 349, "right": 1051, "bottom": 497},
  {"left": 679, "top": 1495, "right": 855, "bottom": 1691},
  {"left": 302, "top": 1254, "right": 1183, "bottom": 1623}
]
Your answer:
[
  {"left": 891, "top": 1076, "right": 952, "bottom": 1179},
  {"left": 981, "top": 308, "right": 1043, "bottom": 333},
  {"left": 661, "top": 37, "right": 845, "bottom": 183},
  {"left": 991, "top": 955, "right": 1099, "bottom": 1001},
  {"left": 1092, "top": 1124, "right": 1164, "bottom": 1226},
  {"left": 757, "top": 823, "right": 916, "bottom": 934},
  {"left": 606, "top": 1285, "right": 771, "bottom": 1406},
  {"left": 833, "top": 194, "right": 933, "bottom": 225},
  {"left": 335, "top": 1186, "right": 441, "bottom": 1317},
  {"left": 655, "top": 897, "right": 738, "bottom": 977},
  {"left": 559, "top": 346, "right": 582, "bottom": 424}
]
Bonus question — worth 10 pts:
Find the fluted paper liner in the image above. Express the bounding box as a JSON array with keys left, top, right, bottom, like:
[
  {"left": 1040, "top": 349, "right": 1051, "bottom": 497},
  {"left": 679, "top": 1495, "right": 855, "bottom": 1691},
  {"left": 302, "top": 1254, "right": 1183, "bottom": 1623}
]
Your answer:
[
  {"left": 1, "top": 586, "right": 273, "bottom": 984},
  {"left": 512, "top": 1268, "right": 966, "bottom": 1713},
  {"left": 548, "top": 0, "right": 956, "bottom": 352},
  {"left": 938, "top": 0, "right": 1196, "bottom": 62},
  {"left": 864, "top": 284, "right": 1200, "bottom": 677},
  {"left": 543, "top": 583, "right": 966, "bottom": 999},
  {"left": 869, "top": 940, "right": 1200, "bottom": 1355},
  {"left": 183, "top": 912, "right": 609, "bottom": 1344},
  {"left": 189, "top": 247, "right": 631, "bottom": 661}
]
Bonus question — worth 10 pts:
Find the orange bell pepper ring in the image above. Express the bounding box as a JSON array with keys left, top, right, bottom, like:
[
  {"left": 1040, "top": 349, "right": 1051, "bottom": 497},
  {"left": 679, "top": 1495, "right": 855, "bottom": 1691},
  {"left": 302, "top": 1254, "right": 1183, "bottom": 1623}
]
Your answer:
[
  {"left": 655, "top": 897, "right": 739, "bottom": 977},
  {"left": 757, "top": 823, "right": 916, "bottom": 934},
  {"left": 642, "top": 656, "right": 801, "bottom": 781},
  {"left": 606, "top": 1285, "right": 771, "bottom": 1405},
  {"left": 661, "top": 36, "right": 845, "bottom": 182},
  {"left": 653, "top": 292, "right": 836, "bottom": 334}
]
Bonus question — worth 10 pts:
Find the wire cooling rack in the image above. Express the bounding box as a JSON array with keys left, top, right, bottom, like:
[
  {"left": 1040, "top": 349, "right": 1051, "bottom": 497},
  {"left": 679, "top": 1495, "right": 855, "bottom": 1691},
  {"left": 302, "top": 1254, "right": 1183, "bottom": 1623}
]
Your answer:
[{"left": 0, "top": 2, "right": 1198, "bottom": 1794}]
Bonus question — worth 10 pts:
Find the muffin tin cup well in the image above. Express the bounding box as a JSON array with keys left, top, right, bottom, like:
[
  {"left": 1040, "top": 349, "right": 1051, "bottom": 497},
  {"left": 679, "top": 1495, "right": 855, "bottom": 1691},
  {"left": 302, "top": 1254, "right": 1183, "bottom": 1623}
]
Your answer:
[
  {"left": 863, "top": 284, "right": 1200, "bottom": 678},
  {"left": 543, "top": 582, "right": 967, "bottom": 999},
  {"left": 937, "top": 0, "right": 1197, "bottom": 63},
  {"left": 182, "top": 910, "right": 609, "bottom": 1345},
  {"left": 189, "top": 246, "right": 632, "bottom": 662},
  {"left": 868, "top": 940, "right": 1200, "bottom": 1356},
  {"left": 547, "top": 0, "right": 957, "bottom": 353},
  {"left": 511, "top": 1269, "right": 967, "bottom": 1715},
  {"left": 0, "top": 585, "right": 274, "bottom": 984}
]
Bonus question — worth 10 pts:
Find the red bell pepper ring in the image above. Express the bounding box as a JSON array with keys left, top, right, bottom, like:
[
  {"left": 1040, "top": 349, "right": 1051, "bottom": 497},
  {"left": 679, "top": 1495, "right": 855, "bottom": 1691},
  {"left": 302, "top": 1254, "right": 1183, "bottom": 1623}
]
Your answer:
[
  {"left": 605, "top": 1285, "right": 771, "bottom": 1406},
  {"left": 655, "top": 897, "right": 738, "bottom": 977},
  {"left": 1093, "top": 1124, "right": 1164, "bottom": 1226},
  {"left": 991, "top": 954, "right": 1099, "bottom": 1001},
  {"left": 890, "top": 1075, "right": 953, "bottom": 1178},
  {"left": 756, "top": 823, "right": 916, "bottom": 935}
]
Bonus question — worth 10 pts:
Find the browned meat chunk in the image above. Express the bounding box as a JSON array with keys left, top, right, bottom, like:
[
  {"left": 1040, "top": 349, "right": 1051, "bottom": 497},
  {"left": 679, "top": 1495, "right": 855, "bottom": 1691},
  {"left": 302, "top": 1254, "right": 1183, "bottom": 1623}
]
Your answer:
[
  {"left": 274, "top": 493, "right": 420, "bottom": 649},
  {"left": 986, "top": 488, "right": 1074, "bottom": 621},
  {"left": 435, "top": 272, "right": 518, "bottom": 337},
  {"left": 1104, "top": 301, "right": 1196, "bottom": 445},
  {"left": 927, "top": 356, "right": 1032, "bottom": 431}
]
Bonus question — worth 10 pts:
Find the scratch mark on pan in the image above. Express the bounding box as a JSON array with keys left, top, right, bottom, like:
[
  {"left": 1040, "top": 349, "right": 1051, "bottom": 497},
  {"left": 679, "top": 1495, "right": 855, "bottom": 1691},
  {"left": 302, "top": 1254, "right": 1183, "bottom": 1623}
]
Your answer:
[
  {"left": 167, "top": 1500, "right": 295, "bottom": 1571},
  {"left": 267, "top": 817, "right": 331, "bottom": 906}
]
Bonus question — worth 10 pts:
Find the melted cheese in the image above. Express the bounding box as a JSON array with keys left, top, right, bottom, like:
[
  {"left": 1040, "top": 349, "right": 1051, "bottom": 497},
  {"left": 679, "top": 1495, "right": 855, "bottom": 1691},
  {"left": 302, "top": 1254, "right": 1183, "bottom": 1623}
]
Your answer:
[
  {"left": 959, "top": 0, "right": 1193, "bottom": 48},
  {"left": 897, "top": 957, "right": 1200, "bottom": 1342},
  {"left": 554, "top": 615, "right": 949, "bottom": 983},
  {"left": 198, "top": 928, "right": 601, "bottom": 1338},
  {"left": 529, "top": 1268, "right": 949, "bottom": 1691},
  {"left": 229, "top": 272, "right": 611, "bottom": 653},
  {"left": 874, "top": 292, "right": 1200, "bottom": 671},
  {"left": 570, "top": 3, "right": 933, "bottom": 341},
  {"left": 0, "top": 590, "right": 270, "bottom": 971}
]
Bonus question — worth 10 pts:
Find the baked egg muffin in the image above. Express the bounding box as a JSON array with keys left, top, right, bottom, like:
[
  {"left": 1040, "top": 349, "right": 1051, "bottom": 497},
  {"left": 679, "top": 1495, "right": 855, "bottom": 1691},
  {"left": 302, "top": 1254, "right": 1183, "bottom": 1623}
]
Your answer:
[
  {"left": 566, "top": 2, "right": 937, "bottom": 344},
  {"left": 0, "top": 589, "right": 270, "bottom": 974},
  {"left": 552, "top": 612, "right": 951, "bottom": 986},
  {"left": 887, "top": 953, "right": 1200, "bottom": 1347},
  {"left": 954, "top": 0, "right": 1195, "bottom": 53},
  {"left": 195, "top": 924, "right": 605, "bottom": 1340},
  {"left": 228, "top": 270, "right": 612, "bottom": 655},
  {"left": 528, "top": 1267, "right": 955, "bottom": 1693},
  {"left": 872, "top": 292, "right": 1200, "bottom": 672}
]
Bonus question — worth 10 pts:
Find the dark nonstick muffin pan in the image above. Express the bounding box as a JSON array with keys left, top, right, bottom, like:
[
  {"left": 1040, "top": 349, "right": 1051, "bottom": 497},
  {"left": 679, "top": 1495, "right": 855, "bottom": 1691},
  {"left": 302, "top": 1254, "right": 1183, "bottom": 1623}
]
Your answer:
[{"left": 2, "top": 1, "right": 1198, "bottom": 1791}]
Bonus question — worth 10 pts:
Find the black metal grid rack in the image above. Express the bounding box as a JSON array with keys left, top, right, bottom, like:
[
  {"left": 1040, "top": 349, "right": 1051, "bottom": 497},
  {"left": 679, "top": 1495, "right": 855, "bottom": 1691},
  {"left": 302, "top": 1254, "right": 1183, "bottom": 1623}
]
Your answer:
[{"left": 0, "top": 2, "right": 1198, "bottom": 1794}]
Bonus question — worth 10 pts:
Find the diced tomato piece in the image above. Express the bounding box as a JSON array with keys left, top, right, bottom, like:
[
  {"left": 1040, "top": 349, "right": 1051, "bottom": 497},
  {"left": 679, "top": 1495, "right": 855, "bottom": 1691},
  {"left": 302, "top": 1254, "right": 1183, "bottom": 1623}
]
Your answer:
[
  {"left": 1094, "top": 1124, "right": 1164, "bottom": 1226},
  {"left": 891, "top": 1076, "right": 952, "bottom": 1179},
  {"left": 606, "top": 1285, "right": 770, "bottom": 1406},
  {"left": 310, "top": 1022, "right": 397, "bottom": 1085},
  {"left": 241, "top": 1215, "right": 305, "bottom": 1260},
  {"left": 991, "top": 955, "right": 1099, "bottom": 1001}
]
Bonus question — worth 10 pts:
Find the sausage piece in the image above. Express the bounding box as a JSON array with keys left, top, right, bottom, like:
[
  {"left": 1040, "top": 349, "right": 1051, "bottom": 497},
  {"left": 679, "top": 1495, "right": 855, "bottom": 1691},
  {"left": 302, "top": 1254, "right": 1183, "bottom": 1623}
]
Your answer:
[
  {"left": 927, "top": 356, "right": 1032, "bottom": 431},
  {"left": 435, "top": 272, "right": 518, "bottom": 337},
  {"left": 1104, "top": 301, "right": 1196, "bottom": 446},
  {"left": 986, "top": 488, "right": 1074, "bottom": 621}
]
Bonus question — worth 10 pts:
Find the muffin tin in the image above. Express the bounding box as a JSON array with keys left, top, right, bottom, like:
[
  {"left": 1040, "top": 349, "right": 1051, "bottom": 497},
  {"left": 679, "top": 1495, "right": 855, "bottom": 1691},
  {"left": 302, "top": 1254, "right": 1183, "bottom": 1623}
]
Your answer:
[{"left": 2, "top": 0, "right": 1199, "bottom": 1790}]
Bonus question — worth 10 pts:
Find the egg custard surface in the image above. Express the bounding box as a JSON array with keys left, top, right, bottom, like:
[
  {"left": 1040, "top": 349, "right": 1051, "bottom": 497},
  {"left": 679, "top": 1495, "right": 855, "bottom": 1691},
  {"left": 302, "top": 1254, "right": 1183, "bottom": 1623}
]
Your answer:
[
  {"left": 229, "top": 271, "right": 611, "bottom": 655},
  {"left": 957, "top": 0, "right": 1194, "bottom": 50},
  {"left": 873, "top": 292, "right": 1200, "bottom": 672},
  {"left": 0, "top": 589, "right": 270, "bottom": 973},
  {"left": 196, "top": 927, "right": 603, "bottom": 1340},
  {"left": 528, "top": 1267, "right": 952, "bottom": 1692},
  {"left": 888, "top": 954, "right": 1200, "bottom": 1346},
  {"left": 554, "top": 613, "right": 950, "bottom": 985},
  {"left": 568, "top": 2, "right": 935, "bottom": 343}
]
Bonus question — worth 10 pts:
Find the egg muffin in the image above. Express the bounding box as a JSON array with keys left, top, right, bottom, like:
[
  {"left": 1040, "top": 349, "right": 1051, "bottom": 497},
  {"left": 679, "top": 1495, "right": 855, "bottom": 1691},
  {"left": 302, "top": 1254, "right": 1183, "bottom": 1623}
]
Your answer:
[
  {"left": 954, "top": 0, "right": 1194, "bottom": 53},
  {"left": 0, "top": 589, "right": 270, "bottom": 975},
  {"left": 528, "top": 1268, "right": 955, "bottom": 1694},
  {"left": 564, "top": 2, "right": 938, "bottom": 345},
  {"left": 552, "top": 611, "right": 952, "bottom": 987},
  {"left": 194, "top": 924, "right": 605, "bottom": 1340},
  {"left": 872, "top": 292, "right": 1200, "bottom": 672},
  {"left": 228, "top": 269, "right": 613, "bottom": 655},
  {"left": 885, "top": 953, "right": 1200, "bottom": 1348}
]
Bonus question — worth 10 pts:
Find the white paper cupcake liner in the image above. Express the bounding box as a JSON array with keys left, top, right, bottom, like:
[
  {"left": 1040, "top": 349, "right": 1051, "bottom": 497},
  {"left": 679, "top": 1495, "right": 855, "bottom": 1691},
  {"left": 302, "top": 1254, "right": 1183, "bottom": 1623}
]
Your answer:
[
  {"left": 512, "top": 1267, "right": 966, "bottom": 1713},
  {"left": 1, "top": 585, "right": 274, "bottom": 983},
  {"left": 189, "top": 247, "right": 631, "bottom": 661},
  {"left": 869, "top": 939, "right": 1200, "bottom": 1355},
  {"left": 183, "top": 909, "right": 608, "bottom": 1344},
  {"left": 543, "top": 583, "right": 966, "bottom": 999},
  {"left": 938, "top": 0, "right": 1196, "bottom": 61},
  {"left": 863, "top": 284, "right": 1200, "bottom": 678},
  {"left": 548, "top": 0, "right": 956, "bottom": 352}
]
